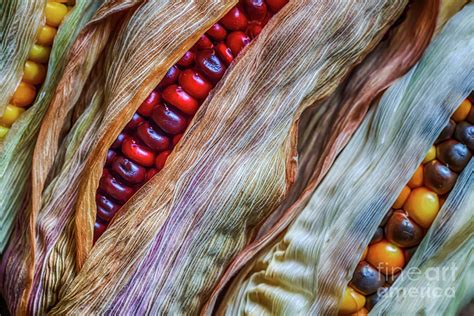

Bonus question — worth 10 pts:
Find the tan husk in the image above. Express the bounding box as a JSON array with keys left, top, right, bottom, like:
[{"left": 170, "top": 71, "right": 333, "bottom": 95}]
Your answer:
[
  {"left": 46, "top": 1, "right": 412, "bottom": 314},
  {"left": 1, "top": 0, "right": 236, "bottom": 314},
  {"left": 0, "top": 0, "right": 103, "bottom": 253},
  {"left": 216, "top": 4, "right": 474, "bottom": 314}
]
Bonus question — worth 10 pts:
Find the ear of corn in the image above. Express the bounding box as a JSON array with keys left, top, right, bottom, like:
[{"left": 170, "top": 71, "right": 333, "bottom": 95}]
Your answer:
[
  {"left": 0, "top": 0, "right": 103, "bottom": 254},
  {"left": 1, "top": 0, "right": 414, "bottom": 314},
  {"left": 218, "top": 4, "right": 473, "bottom": 315},
  {"left": 45, "top": 1, "right": 414, "bottom": 314}
]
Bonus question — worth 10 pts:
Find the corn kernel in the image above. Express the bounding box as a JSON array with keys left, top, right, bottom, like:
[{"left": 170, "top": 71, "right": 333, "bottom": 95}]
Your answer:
[
  {"left": 422, "top": 145, "right": 436, "bottom": 164},
  {"left": 367, "top": 240, "right": 405, "bottom": 275},
  {"left": 29, "top": 44, "right": 51, "bottom": 64},
  {"left": 0, "top": 105, "right": 25, "bottom": 127},
  {"left": 392, "top": 185, "right": 411, "bottom": 209},
  {"left": 349, "top": 307, "right": 369, "bottom": 316},
  {"left": 404, "top": 187, "right": 439, "bottom": 228},
  {"left": 339, "top": 287, "right": 366, "bottom": 314},
  {"left": 37, "top": 25, "right": 57, "bottom": 46},
  {"left": 407, "top": 165, "right": 423, "bottom": 188},
  {"left": 451, "top": 99, "right": 471, "bottom": 122},
  {"left": 23, "top": 61, "right": 46, "bottom": 85},
  {"left": 0, "top": 125, "right": 9, "bottom": 138},
  {"left": 45, "top": 2, "right": 68, "bottom": 27},
  {"left": 11, "top": 81, "right": 37, "bottom": 107}
]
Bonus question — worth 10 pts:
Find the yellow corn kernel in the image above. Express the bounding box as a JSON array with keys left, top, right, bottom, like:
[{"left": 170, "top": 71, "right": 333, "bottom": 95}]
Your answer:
[
  {"left": 29, "top": 44, "right": 51, "bottom": 64},
  {"left": 0, "top": 125, "right": 9, "bottom": 138},
  {"left": 422, "top": 145, "right": 436, "bottom": 164},
  {"left": 37, "top": 25, "right": 57, "bottom": 46},
  {"left": 404, "top": 187, "right": 440, "bottom": 228},
  {"left": 11, "top": 81, "right": 37, "bottom": 107},
  {"left": 392, "top": 185, "right": 411, "bottom": 209},
  {"left": 339, "top": 287, "right": 366, "bottom": 314},
  {"left": 452, "top": 99, "right": 471, "bottom": 122},
  {"left": 0, "top": 105, "right": 25, "bottom": 127},
  {"left": 23, "top": 61, "right": 46, "bottom": 85},
  {"left": 367, "top": 240, "right": 405, "bottom": 275},
  {"left": 407, "top": 165, "right": 423, "bottom": 188},
  {"left": 45, "top": 2, "right": 68, "bottom": 27}
]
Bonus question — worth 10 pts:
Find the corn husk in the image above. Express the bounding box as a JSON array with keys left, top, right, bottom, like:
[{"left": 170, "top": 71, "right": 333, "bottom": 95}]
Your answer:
[
  {"left": 2, "top": 0, "right": 235, "bottom": 314},
  {"left": 216, "top": 4, "right": 474, "bottom": 315},
  {"left": 49, "top": 1, "right": 414, "bottom": 314},
  {"left": 0, "top": 0, "right": 103, "bottom": 252},
  {"left": 0, "top": 0, "right": 441, "bottom": 314}
]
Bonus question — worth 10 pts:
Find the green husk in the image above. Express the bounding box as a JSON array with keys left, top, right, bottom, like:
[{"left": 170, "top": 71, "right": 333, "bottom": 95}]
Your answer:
[
  {"left": 0, "top": 0, "right": 103, "bottom": 252},
  {"left": 219, "top": 4, "right": 474, "bottom": 315}
]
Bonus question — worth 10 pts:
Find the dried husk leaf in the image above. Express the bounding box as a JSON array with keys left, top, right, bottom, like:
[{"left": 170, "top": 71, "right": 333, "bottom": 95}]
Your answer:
[
  {"left": 1, "top": 0, "right": 235, "bottom": 314},
  {"left": 46, "top": 1, "right": 411, "bottom": 314},
  {"left": 204, "top": 0, "right": 440, "bottom": 307},
  {"left": 0, "top": 0, "right": 103, "bottom": 253},
  {"left": 218, "top": 5, "right": 474, "bottom": 315},
  {"left": 372, "top": 160, "right": 473, "bottom": 315},
  {"left": 252, "top": 0, "right": 439, "bottom": 241}
]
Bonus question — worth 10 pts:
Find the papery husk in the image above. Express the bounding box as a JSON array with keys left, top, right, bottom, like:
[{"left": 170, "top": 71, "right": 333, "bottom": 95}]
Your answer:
[
  {"left": 204, "top": 0, "right": 440, "bottom": 307},
  {"left": 372, "top": 160, "right": 473, "bottom": 315},
  {"left": 1, "top": 0, "right": 236, "bottom": 314},
  {"left": 47, "top": 1, "right": 412, "bottom": 314},
  {"left": 217, "top": 4, "right": 474, "bottom": 315},
  {"left": 0, "top": 0, "right": 103, "bottom": 253}
]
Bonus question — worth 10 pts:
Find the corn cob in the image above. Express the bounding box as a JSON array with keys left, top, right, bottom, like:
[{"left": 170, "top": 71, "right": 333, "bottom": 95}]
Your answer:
[
  {"left": 0, "top": 0, "right": 73, "bottom": 138},
  {"left": 339, "top": 97, "right": 474, "bottom": 315},
  {"left": 93, "top": 0, "right": 289, "bottom": 241}
]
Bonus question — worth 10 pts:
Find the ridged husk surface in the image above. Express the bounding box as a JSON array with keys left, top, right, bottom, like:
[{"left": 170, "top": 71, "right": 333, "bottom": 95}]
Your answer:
[
  {"left": 0, "top": 0, "right": 103, "bottom": 253},
  {"left": 216, "top": 4, "right": 474, "bottom": 315},
  {"left": 1, "top": 0, "right": 461, "bottom": 315}
]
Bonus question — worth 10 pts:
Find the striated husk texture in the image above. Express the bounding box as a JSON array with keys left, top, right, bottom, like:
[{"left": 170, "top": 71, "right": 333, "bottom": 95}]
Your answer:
[
  {"left": 2, "top": 0, "right": 468, "bottom": 315},
  {"left": 216, "top": 4, "right": 474, "bottom": 315},
  {"left": 0, "top": 0, "right": 103, "bottom": 253}
]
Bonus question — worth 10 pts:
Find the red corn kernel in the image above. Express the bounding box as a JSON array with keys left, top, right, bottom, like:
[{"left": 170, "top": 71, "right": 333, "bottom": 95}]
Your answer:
[
  {"left": 155, "top": 150, "right": 171, "bottom": 170},
  {"left": 247, "top": 21, "right": 263, "bottom": 38},
  {"left": 125, "top": 113, "right": 145, "bottom": 131},
  {"left": 146, "top": 168, "right": 158, "bottom": 181},
  {"left": 96, "top": 193, "right": 121, "bottom": 222},
  {"left": 105, "top": 149, "right": 116, "bottom": 167},
  {"left": 266, "top": 0, "right": 288, "bottom": 13},
  {"left": 172, "top": 133, "right": 183, "bottom": 146},
  {"left": 151, "top": 103, "right": 188, "bottom": 135},
  {"left": 220, "top": 7, "right": 248, "bottom": 31},
  {"left": 243, "top": 0, "right": 267, "bottom": 20},
  {"left": 111, "top": 132, "right": 128, "bottom": 149},
  {"left": 138, "top": 91, "right": 161, "bottom": 117},
  {"left": 177, "top": 51, "right": 195, "bottom": 68},
  {"left": 136, "top": 121, "right": 170, "bottom": 152},
  {"left": 157, "top": 65, "right": 181, "bottom": 89},
  {"left": 195, "top": 51, "right": 227, "bottom": 82},
  {"left": 111, "top": 155, "right": 147, "bottom": 184},
  {"left": 215, "top": 43, "right": 234, "bottom": 66},
  {"left": 121, "top": 137, "right": 156, "bottom": 167},
  {"left": 99, "top": 173, "right": 135, "bottom": 204},
  {"left": 162, "top": 85, "right": 199, "bottom": 115},
  {"left": 179, "top": 69, "right": 213, "bottom": 100},
  {"left": 226, "top": 31, "right": 251, "bottom": 55},
  {"left": 94, "top": 219, "right": 107, "bottom": 243},
  {"left": 194, "top": 34, "right": 214, "bottom": 50},
  {"left": 206, "top": 23, "right": 227, "bottom": 42}
]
